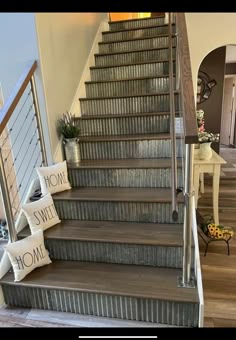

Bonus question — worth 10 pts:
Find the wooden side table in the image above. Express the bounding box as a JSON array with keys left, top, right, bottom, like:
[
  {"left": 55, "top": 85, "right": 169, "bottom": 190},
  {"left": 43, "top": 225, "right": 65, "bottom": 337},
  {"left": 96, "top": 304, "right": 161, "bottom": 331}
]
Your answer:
[{"left": 193, "top": 149, "right": 226, "bottom": 225}]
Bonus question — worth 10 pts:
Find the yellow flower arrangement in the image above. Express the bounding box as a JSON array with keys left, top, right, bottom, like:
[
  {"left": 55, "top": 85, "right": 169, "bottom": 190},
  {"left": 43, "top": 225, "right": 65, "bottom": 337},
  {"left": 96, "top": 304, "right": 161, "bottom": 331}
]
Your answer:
[
  {"left": 207, "top": 223, "right": 234, "bottom": 240},
  {"left": 197, "top": 212, "right": 234, "bottom": 255}
]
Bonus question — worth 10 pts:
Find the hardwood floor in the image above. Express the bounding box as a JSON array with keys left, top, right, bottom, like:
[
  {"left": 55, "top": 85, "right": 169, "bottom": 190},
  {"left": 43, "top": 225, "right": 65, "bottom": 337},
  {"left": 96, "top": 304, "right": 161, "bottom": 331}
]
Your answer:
[
  {"left": 1, "top": 145, "right": 236, "bottom": 327},
  {"left": 198, "top": 145, "right": 236, "bottom": 327},
  {"left": 0, "top": 305, "right": 163, "bottom": 328},
  {"left": 220, "top": 146, "right": 236, "bottom": 178}
]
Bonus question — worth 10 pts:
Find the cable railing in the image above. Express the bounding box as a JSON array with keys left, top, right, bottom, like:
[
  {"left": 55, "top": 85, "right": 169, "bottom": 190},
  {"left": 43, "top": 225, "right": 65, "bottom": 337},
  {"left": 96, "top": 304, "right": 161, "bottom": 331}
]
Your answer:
[
  {"left": 0, "top": 60, "right": 47, "bottom": 242},
  {"left": 168, "top": 13, "right": 204, "bottom": 326}
]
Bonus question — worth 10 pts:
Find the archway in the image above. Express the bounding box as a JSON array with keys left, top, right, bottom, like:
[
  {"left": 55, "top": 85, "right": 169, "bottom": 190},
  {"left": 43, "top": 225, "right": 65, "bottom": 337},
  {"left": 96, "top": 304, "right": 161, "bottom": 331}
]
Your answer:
[{"left": 196, "top": 45, "right": 236, "bottom": 156}]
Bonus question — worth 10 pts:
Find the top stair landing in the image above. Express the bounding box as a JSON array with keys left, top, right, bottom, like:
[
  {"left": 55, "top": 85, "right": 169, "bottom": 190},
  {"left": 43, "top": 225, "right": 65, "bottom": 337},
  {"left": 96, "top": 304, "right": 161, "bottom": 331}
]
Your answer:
[{"left": 109, "top": 16, "right": 167, "bottom": 31}]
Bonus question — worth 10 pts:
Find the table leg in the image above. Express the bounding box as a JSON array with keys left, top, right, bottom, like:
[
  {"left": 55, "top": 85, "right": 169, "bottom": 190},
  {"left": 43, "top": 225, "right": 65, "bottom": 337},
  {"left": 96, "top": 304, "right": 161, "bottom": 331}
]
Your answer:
[
  {"left": 212, "top": 165, "right": 220, "bottom": 225},
  {"left": 200, "top": 173, "right": 205, "bottom": 194},
  {"left": 193, "top": 165, "right": 200, "bottom": 208}
]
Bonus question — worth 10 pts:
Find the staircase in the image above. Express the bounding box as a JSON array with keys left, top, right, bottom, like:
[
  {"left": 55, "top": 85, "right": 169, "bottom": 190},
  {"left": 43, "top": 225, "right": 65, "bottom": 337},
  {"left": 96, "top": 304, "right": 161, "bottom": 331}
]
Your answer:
[{"left": 0, "top": 16, "right": 199, "bottom": 327}]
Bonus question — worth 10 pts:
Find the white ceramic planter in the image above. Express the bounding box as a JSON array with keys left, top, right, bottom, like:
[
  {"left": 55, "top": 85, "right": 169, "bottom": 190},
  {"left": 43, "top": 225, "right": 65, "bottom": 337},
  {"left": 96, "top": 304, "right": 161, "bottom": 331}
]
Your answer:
[{"left": 199, "top": 142, "right": 212, "bottom": 160}]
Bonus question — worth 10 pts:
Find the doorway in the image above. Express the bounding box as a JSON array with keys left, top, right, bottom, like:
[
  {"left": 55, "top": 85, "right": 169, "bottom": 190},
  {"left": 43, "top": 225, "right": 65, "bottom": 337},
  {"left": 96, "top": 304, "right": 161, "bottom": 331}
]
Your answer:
[
  {"left": 109, "top": 13, "right": 152, "bottom": 22},
  {"left": 221, "top": 75, "right": 236, "bottom": 147}
]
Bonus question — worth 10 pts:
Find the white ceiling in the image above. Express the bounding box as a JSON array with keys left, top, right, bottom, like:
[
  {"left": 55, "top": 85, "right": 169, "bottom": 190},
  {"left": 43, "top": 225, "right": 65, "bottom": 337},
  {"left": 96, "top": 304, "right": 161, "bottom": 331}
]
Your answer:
[{"left": 226, "top": 45, "right": 236, "bottom": 63}]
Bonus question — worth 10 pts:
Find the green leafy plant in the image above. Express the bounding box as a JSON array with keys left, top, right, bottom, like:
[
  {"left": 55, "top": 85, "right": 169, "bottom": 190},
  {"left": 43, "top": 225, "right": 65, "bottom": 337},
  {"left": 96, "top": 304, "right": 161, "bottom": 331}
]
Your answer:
[
  {"left": 199, "top": 214, "right": 214, "bottom": 235},
  {"left": 58, "top": 111, "right": 80, "bottom": 139}
]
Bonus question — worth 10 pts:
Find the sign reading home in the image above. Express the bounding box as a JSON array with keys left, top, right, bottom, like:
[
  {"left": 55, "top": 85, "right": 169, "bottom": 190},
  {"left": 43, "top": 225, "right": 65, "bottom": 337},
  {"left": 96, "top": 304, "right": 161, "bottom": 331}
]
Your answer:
[
  {"left": 44, "top": 171, "right": 68, "bottom": 189},
  {"left": 15, "top": 243, "right": 46, "bottom": 270},
  {"left": 4, "top": 229, "right": 52, "bottom": 282},
  {"left": 36, "top": 161, "right": 71, "bottom": 195}
]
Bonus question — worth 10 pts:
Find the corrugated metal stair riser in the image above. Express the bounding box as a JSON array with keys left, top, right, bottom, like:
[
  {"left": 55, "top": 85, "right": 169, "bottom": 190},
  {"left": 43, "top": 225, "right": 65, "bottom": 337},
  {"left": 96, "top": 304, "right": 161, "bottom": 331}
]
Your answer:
[{"left": 94, "top": 48, "right": 176, "bottom": 67}]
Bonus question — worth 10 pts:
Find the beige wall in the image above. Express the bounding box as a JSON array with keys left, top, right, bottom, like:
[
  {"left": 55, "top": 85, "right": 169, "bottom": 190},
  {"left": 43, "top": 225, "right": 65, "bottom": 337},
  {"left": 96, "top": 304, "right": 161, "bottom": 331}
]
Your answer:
[
  {"left": 186, "top": 13, "right": 236, "bottom": 97},
  {"left": 35, "top": 13, "right": 106, "bottom": 161}
]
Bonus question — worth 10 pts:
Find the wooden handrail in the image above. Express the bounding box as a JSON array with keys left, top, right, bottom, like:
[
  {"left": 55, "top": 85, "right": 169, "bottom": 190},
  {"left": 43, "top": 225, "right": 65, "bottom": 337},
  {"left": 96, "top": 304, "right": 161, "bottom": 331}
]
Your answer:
[
  {"left": 0, "top": 60, "right": 37, "bottom": 135},
  {"left": 176, "top": 13, "right": 198, "bottom": 144},
  {"left": 168, "top": 13, "right": 178, "bottom": 221}
]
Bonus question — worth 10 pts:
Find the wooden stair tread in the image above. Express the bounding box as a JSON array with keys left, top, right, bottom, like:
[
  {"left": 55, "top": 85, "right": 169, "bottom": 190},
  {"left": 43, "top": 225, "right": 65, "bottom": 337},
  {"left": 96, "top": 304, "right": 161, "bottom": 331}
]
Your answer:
[
  {"left": 0, "top": 260, "right": 198, "bottom": 303},
  {"left": 79, "top": 112, "right": 173, "bottom": 120},
  {"left": 103, "top": 23, "right": 171, "bottom": 35},
  {"left": 68, "top": 158, "right": 182, "bottom": 169},
  {"left": 95, "top": 46, "right": 173, "bottom": 57},
  {"left": 79, "top": 133, "right": 176, "bottom": 142},
  {"left": 52, "top": 187, "right": 184, "bottom": 203},
  {"left": 18, "top": 221, "right": 183, "bottom": 246},
  {"left": 79, "top": 91, "right": 178, "bottom": 101},
  {"left": 98, "top": 33, "right": 174, "bottom": 45},
  {"left": 90, "top": 59, "right": 171, "bottom": 70},
  {"left": 85, "top": 75, "right": 171, "bottom": 84}
]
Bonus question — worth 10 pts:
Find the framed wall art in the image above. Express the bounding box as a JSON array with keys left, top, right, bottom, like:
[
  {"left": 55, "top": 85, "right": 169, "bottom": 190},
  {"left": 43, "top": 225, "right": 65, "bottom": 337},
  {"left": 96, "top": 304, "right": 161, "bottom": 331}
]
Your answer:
[{"left": 197, "top": 71, "right": 217, "bottom": 104}]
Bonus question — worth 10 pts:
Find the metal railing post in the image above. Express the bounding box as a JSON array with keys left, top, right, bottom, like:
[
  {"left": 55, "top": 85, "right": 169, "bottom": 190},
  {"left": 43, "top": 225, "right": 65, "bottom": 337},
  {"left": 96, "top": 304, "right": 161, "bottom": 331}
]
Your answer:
[
  {"left": 182, "top": 143, "right": 194, "bottom": 285},
  {"left": 0, "top": 148, "right": 17, "bottom": 243},
  {"left": 30, "top": 76, "right": 48, "bottom": 166}
]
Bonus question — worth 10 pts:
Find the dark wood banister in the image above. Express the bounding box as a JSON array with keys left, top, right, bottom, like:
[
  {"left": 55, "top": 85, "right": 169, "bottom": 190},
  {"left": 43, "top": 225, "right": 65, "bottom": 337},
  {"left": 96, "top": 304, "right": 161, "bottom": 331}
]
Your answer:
[
  {"left": 168, "top": 13, "right": 178, "bottom": 221},
  {"left": 0, "top": 60, "right": 37, "bottom": 135},
  {"left": 176, "top": 13, "right": 198, "bottom": 144}
]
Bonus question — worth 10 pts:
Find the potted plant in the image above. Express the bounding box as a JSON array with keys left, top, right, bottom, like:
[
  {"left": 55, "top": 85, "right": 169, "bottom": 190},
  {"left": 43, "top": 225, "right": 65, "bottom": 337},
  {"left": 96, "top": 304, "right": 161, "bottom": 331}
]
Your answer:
[{"left": 58, "top": 111, "right": 80, "bottom": 164}]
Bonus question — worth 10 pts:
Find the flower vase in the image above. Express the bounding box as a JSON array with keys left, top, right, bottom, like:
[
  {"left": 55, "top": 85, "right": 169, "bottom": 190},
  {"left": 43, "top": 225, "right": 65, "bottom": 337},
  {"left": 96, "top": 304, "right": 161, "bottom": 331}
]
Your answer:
[{"left": 199, "top": 142, "right": 212, "bottom": 160}]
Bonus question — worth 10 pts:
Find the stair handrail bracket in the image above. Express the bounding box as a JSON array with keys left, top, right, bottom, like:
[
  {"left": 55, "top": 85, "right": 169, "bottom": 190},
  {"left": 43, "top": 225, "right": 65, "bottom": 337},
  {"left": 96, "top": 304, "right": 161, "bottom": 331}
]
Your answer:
[{"left": 0, "top": 60, "right": 47, "bottom": 243}]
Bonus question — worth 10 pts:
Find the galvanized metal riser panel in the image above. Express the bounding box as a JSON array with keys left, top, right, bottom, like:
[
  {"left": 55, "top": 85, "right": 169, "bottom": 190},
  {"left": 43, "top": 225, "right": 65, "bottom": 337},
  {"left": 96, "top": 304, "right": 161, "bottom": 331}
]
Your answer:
[
  {"left": 2, "top": 285, "right": 198, "bottom": 327},
  {"left": 68, "top": 167, "right": 183, "bottom": 188},
  {"left": 79, "top": 114, "right": 170, "bottom": 136},
  {"left": 45, "top": 239, "right": 183, "bottom": 268},
  {"left": 80, "top": 94, "right": 179, "bottom": 116},
  {"left": 99, "top": 36, "right": 176, "bottom": 54},
  {"left": 86, "top": 77, "right": 176, "bottom": 98},
  {"left": 54, "top": 200, "right": 184, "bottom": 224},
  {"left": 79, "top": 139, "right": 182, "bottom": 160},
  {"left": 109, "top": 17, "right": 166, "bottom": 31},
  {"left": 103, "top": 26, "right": 172, "bottom": 42},
  {"left": 91, "top": 61, "right": 176, "bottom": 82},
  {"left": 95, "top": 48, "right": 176, "bottom": 67}
]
